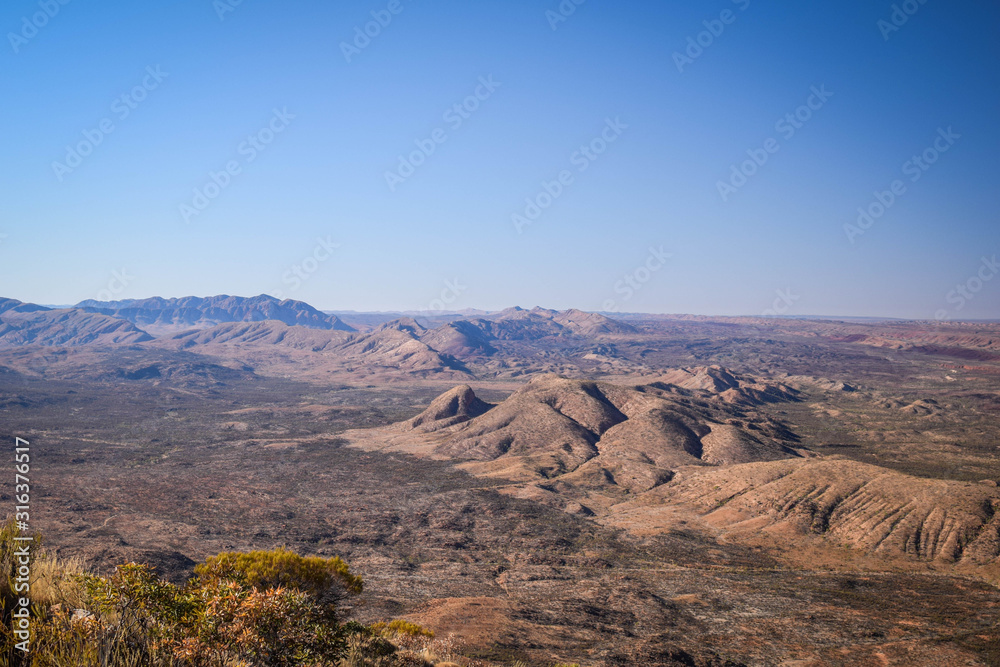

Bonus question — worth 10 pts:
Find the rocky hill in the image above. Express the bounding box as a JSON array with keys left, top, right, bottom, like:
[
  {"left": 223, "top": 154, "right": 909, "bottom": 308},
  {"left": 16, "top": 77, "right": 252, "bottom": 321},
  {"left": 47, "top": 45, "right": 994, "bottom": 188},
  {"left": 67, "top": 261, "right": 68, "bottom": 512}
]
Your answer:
[
  {"left": 419, "top": 321, "right": 498, "bottom": 358},
  {"left": 354, "top": 371, "right": 803, "bottom": 500},
  {"left": 473, "top": 306, "right": 636, "bottom": 340},
  {"left": 412, "top": 307, "right": 637, "bottom": 363}
]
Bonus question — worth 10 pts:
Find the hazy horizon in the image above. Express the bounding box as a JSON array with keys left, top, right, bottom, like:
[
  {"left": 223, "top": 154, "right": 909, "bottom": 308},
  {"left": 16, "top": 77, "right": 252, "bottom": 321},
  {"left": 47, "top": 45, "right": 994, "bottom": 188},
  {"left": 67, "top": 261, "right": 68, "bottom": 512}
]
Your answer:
[
  {"left": 3, "top": 0, "right": 997, "bottom": 320},
  {"left": 10, "top": 292, "right": 996, "bottom": 323}
]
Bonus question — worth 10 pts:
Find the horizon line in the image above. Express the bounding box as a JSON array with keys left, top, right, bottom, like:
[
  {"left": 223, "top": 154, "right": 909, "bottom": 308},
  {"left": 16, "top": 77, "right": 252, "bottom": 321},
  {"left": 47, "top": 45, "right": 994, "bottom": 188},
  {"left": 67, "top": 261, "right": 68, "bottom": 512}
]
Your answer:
[{"left": 8, "top": 295, "right": 996, "bottom": 325}]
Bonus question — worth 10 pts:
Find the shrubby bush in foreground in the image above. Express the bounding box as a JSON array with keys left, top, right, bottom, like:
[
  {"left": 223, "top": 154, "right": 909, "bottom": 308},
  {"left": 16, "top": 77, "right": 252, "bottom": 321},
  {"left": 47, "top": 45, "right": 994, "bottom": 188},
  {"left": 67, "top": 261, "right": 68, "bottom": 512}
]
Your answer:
[{"left": 0, "top": 520, "right": 441, "bottom": 666}]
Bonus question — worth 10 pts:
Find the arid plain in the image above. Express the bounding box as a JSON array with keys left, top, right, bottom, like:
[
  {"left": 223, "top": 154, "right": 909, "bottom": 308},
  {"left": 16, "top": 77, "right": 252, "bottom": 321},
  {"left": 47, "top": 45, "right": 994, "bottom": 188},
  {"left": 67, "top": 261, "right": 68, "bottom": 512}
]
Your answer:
[{"left": 3, "top": 295, "right": 1000, "bottom": 665}]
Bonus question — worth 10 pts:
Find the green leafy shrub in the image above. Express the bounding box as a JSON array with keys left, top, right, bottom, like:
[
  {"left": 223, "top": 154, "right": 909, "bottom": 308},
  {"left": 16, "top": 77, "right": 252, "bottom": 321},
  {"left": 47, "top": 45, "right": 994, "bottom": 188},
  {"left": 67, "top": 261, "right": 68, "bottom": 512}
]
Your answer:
[{"left": 194, "top": 547, "right": 363, "bottom": 605}]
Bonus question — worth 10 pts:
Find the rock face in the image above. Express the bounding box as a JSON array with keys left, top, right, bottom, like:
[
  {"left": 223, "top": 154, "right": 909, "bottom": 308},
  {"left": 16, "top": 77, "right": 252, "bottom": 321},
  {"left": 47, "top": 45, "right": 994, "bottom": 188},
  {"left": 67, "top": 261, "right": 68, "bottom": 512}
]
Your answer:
[{"left": 76, "top": 294, "right": 355, "bottom": 334}]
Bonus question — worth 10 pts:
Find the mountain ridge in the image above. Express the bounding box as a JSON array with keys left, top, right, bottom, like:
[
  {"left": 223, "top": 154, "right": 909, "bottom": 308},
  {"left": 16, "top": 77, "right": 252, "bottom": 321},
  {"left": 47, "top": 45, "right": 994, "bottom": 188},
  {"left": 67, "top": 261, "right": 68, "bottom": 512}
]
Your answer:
[{"left": 76, "top": 294, "right": 355, "bottom": 334}]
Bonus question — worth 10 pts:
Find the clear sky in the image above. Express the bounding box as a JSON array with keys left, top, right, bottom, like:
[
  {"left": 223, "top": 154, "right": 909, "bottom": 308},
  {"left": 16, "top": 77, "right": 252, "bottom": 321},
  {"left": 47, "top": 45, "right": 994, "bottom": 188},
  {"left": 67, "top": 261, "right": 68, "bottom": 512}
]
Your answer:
[{"left": 2, "top": 0, "right": 998, "bottom": 318}]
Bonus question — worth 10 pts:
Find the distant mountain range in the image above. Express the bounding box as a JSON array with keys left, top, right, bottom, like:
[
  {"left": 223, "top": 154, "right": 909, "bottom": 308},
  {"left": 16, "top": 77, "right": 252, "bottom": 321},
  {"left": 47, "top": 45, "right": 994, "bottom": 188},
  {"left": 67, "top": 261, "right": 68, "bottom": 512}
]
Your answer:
[
  {"left": 0, "top": 296, "right": 636, "bottom": 347},
  {"left": 4, "top": 296, "right": 998, "bottom": 383},
  {"left": 0, "top": 295, "right": 641, "bottom": 382},
  {"left": 152, "top": 307, "right": 640, "bottom": 380},
  {"left": 75, "top": 295, "right": 355, "bottom": 335},
  {"left": 0, "top": 295, "right": 356, "bottom": 348}
]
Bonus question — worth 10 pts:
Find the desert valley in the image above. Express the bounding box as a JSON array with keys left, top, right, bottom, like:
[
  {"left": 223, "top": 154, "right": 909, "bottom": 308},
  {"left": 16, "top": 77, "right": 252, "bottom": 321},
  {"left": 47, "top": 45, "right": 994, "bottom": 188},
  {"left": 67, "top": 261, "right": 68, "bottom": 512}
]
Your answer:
[{"left": 2, "top": 294, "right": 1000, "bottom": 665}]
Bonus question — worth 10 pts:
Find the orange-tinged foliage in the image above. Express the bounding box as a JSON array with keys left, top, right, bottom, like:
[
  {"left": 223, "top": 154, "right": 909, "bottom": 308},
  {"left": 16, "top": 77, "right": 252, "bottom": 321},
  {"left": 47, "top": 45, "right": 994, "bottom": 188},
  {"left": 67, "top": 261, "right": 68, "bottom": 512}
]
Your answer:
[{"left": 2, "top": 545, "right": 366, "bottom": 666}]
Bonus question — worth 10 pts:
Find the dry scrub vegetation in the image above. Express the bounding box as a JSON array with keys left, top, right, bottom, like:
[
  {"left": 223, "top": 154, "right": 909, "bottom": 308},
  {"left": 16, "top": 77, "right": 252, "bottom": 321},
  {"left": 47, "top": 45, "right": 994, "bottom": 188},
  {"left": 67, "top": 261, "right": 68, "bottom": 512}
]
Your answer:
[{"left": 0, "top": 520, "right": 560, "bottom": 667}]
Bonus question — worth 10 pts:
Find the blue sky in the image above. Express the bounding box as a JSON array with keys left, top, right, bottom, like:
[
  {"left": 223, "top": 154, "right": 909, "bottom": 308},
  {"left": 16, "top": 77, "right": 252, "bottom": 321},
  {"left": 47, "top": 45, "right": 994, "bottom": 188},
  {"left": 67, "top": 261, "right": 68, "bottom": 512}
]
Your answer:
[{"left": 2, "top": 0, "right": 997, "bottom": 318}]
